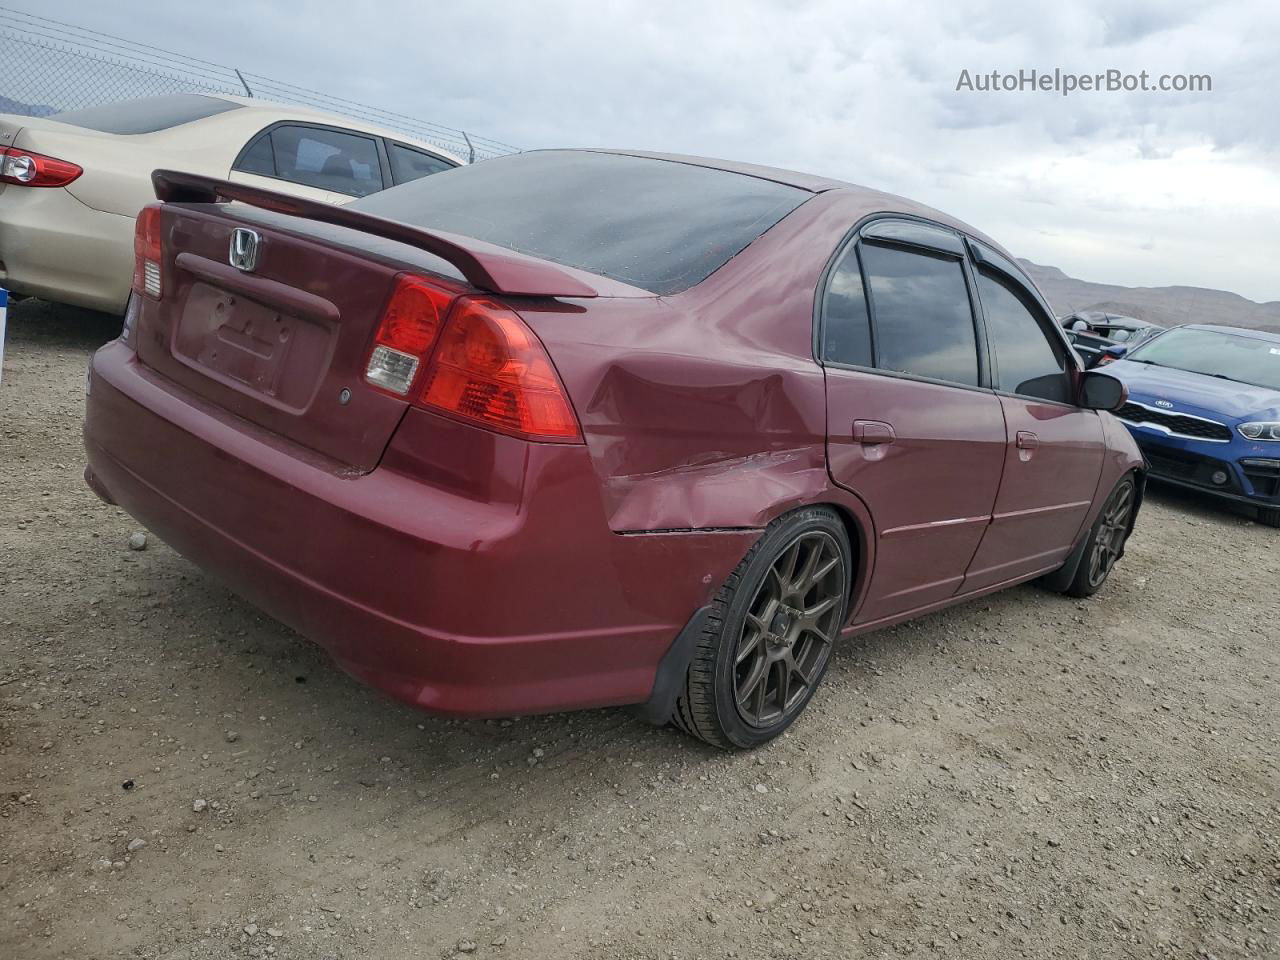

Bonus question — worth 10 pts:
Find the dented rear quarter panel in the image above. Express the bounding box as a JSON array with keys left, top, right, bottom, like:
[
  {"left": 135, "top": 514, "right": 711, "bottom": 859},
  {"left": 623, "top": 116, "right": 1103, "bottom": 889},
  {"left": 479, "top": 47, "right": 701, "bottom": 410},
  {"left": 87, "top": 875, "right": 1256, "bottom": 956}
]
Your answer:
[
  {"left": 520, "top": 186, "right": 1022, "bottom": 534},
  {"left": 518, "top": 193, "right": 841, "bottom": 535}
]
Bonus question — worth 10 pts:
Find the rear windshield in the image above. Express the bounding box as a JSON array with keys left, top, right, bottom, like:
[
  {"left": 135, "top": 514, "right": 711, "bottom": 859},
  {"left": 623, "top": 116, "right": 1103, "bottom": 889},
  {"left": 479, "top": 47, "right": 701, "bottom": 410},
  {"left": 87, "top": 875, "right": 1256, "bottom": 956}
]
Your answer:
[
  {"left": 50, "top": 94, "right": 240, "bottom": 135},
  {"left": 1129, "top": 327, "right": 1280, "bottom": 391},
  {"left": 351, "top": 150, "right": 810, "bottom": 295}
]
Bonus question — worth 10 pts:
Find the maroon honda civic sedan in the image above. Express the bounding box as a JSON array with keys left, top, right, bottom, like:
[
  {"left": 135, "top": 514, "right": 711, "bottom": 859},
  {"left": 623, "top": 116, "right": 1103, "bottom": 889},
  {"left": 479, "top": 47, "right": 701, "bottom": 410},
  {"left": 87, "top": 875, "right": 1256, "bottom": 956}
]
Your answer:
[{"left": 83, "top": 149, "right": 1143, "bottom": 748}]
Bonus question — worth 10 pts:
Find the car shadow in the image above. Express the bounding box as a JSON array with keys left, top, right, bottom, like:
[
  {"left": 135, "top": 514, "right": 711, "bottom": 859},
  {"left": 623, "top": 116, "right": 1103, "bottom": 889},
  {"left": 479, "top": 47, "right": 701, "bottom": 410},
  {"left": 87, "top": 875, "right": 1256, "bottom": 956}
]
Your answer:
[
  {"left": 134, "top": 564, "right": 722, "bottom": 778},
  {"left": 7, "top": 297, "right": 123, "bottom": 351},
  {"left": 120, "top": 522, "right": 1104, "bottom": 790}
]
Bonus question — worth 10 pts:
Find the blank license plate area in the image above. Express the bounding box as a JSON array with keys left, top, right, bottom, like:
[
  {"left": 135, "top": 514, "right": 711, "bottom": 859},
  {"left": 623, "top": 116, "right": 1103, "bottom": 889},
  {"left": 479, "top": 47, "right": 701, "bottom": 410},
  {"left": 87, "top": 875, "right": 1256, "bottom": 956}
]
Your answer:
[{"left": 174, "top": 282, "right": 333, "bottom": 411}]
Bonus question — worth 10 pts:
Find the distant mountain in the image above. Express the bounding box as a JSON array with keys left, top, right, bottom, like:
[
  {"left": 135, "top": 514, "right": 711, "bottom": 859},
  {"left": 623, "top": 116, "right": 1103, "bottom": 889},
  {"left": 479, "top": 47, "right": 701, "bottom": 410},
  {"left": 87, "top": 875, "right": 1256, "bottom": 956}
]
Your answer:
[
  {"left": 1018, "top": 259, "right": 1280, "bottom": 334},
  {"left": 0, "top": 94, "right": 57, "bottom": 117}
]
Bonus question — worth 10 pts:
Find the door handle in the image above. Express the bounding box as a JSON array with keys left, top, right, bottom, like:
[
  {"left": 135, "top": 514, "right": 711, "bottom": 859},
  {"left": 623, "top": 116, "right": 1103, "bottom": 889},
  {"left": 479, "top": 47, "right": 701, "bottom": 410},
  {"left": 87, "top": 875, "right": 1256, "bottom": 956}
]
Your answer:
[
  {"left": 1015, "top": 431, "right": 1039, "bottom": 450},
  {"left": 853, "top": 420, "right": 895, "bottom": 444}
]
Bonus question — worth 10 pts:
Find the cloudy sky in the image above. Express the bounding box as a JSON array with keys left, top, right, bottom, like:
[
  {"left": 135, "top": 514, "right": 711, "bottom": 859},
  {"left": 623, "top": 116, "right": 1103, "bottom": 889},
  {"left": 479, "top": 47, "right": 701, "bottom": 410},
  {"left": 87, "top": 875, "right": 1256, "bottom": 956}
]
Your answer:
[{"left": 29, "top": 0, "right": 1280, "bottom": 301}]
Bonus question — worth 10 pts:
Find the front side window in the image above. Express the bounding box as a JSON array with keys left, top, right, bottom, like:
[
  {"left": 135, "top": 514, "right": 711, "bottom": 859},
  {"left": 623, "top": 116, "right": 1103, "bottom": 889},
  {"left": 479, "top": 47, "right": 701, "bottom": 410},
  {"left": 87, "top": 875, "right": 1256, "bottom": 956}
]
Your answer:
[
  {"left": 821, "top": 246, "right": 873, "bottom": 367},
  {"left": 861, "top": 243, "right": 979, "bottom": 386},
  {"left": 976, "top": 271, "right": 1070, "bottom": 403},
  {"left": 260, "top": 125, "right": 384, "bottom": 198}
]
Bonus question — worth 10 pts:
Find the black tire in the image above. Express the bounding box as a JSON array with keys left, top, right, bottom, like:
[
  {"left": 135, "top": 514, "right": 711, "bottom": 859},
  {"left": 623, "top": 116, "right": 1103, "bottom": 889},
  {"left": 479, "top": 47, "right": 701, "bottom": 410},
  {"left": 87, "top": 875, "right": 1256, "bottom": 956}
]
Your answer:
[
  {"left": 1064, "top": 475, "right": 1137, "bottom": 598},
  {"left": 1258, "top": 506, "right": 1280, "bottom": 528},
  {"left": 671, "top": 507, "right": 852, "bottom": 749}
]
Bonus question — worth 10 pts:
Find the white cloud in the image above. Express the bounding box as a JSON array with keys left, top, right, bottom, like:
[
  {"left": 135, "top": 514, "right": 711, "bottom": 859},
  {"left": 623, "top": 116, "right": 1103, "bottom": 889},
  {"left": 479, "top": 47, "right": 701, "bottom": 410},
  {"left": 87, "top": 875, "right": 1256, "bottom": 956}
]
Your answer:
[{"left": 37, "top": 0, "right": 1280, "bottom": 301}]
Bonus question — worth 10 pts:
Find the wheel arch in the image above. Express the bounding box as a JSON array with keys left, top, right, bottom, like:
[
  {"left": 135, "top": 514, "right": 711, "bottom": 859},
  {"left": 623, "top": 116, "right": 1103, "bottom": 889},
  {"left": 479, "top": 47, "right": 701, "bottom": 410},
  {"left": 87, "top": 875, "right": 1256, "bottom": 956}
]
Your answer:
[
  {"left": 1040, "top": 465, "right": 1143, "bottom": 594},
  {"left": 633, "top": 491, "right": 877, "bottom": 728},
  {"left": 759, "top": 488, "right": 877, "bottom": 627}
]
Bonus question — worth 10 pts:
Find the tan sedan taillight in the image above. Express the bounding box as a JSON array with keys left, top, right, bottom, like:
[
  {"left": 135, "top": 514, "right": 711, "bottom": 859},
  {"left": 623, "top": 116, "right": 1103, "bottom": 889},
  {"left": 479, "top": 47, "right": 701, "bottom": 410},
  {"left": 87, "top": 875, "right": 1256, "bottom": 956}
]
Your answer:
[{"left": 0, "top": 147, "right": 82, "bottom": 187}]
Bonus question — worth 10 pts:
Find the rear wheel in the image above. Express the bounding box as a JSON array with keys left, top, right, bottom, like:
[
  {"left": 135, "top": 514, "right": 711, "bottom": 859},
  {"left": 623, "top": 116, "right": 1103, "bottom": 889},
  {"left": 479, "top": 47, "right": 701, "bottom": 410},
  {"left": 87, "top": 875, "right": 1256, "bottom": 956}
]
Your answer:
[
  {"left": 671, "top": 508, "right": 851, "bottom": 749},
  {"left": 1064, "top": 475, "right": 1136, "bottom": 598}
]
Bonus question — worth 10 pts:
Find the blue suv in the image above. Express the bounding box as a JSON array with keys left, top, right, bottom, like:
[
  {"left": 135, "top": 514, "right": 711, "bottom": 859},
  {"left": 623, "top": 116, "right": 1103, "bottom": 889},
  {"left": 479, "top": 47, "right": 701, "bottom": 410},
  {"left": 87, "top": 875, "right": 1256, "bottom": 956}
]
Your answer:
[{"left": 1103, "top": 324, "right": 1280, "bottom": 527}]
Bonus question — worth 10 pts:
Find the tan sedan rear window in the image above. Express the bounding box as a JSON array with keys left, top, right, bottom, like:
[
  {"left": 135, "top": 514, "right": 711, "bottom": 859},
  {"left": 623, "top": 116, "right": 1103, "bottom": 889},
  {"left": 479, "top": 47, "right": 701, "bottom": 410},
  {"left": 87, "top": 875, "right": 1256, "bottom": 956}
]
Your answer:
[{"left": 50, "top": 94, "right": 240, "bottom": 135}]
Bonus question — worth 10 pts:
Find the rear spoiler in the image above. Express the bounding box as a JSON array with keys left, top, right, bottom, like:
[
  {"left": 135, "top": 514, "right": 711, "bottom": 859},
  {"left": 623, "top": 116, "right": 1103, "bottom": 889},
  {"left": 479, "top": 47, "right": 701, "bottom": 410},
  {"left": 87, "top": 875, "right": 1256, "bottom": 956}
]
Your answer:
[{"left": 151, "top": 169, "right": 598, "bottom": 299}]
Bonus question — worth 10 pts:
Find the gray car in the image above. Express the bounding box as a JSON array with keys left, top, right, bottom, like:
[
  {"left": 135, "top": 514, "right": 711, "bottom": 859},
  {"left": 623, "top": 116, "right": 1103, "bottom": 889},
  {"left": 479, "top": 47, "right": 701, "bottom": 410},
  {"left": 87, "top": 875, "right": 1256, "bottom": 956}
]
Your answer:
[{"left": 1061, "top": 311, "right": 1166, "bottom": 368}]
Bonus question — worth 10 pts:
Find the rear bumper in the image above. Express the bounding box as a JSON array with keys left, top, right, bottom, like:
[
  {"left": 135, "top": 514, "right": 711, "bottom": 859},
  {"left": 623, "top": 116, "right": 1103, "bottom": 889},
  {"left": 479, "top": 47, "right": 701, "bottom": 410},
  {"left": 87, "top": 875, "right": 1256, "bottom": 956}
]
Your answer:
[
  {"left": 83, "top": 340, "right": 754, "bottom": 716},
  {"left": 0, "top": 186, "right": 133, "bottom": 313}
]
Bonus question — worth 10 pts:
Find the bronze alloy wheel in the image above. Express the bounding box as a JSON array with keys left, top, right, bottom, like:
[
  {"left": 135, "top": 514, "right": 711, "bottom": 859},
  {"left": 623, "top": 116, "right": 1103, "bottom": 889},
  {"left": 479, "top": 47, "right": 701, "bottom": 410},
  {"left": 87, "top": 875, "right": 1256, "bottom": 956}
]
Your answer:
[
  {"left": 671, "top": 507, "right": 853, "bottom": 749},
  {"left": 732, "top": 530, "right": 845, "bottom": 728},
  {"left": 1086, "top": 478, "right": 1135, "bottom": 588}
]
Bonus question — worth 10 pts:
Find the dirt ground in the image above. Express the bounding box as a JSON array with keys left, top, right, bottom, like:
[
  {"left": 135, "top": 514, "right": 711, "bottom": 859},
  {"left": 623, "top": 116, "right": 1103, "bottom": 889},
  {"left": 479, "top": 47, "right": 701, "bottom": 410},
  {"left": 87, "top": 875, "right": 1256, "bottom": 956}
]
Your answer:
[{"left": 2, "top": 298, "right": 1278, "bottom": 960}]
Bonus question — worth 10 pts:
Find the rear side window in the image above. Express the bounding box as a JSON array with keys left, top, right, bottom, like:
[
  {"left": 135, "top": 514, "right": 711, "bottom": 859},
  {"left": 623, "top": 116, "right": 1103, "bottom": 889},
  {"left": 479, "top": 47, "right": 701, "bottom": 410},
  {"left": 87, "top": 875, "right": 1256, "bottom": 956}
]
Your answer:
[
  {"left": 821, "top": 246, "right": 873, "bottom": 367},
  {"left": 351, "top": 150, "right": 809, "bottom": 295},
  {"left": 388, "top": 143, "right": 455, "bottom": 184},
  {"left": 247, "top": 125, "right": 385, "bottom": 198},
  {"left": 235, "top": 134, "right": 275, "bottom": 176},
  {"left": 50, "top": 94, "right": 240, "bottom": 135},
  {"left": 861, "top": 243, "right": 980, "bottom": 386},
  {"left": 976, "top": 271, "right": 1070, "bottom": 403}
]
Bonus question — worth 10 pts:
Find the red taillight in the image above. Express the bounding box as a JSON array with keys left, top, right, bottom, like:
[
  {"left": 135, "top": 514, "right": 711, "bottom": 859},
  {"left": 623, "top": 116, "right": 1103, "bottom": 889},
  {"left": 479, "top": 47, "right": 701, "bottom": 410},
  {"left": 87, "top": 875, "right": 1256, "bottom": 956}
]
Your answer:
[
  {"left": 422, "top": 297, "right": 582, "bottom": 441},
  {"left": 0, "top": 146, "right": 83, "bottom": 187},
  {"left": 363, "top": 275, "right": 582, "bottom": 443},
  {"left": 363, "top": 274, "right": 455, "bottom": 395},
  {"left": 131, "top": 204, "right": 163, "bottom": 299}
]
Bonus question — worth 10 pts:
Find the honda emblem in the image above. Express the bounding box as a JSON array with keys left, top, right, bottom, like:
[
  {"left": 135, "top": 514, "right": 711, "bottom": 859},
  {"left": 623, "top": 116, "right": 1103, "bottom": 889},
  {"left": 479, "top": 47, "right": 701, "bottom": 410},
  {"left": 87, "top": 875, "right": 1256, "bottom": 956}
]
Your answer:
[{"left": 229, "top": 228, "right": 261, "bottom": 272}]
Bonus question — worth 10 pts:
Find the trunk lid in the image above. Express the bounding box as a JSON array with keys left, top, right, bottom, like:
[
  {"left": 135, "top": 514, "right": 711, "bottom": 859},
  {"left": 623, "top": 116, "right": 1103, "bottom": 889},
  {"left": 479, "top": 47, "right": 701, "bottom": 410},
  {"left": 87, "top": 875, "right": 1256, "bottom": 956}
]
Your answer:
[
  {"left": 133, "top": 172, "right": 628, "bottom": 472},
  {"left": 135, "top": 204, "right": 424, "bottom": 473},
  {"left": 0, "top": 113, "right": 25, "bottom": 148},
  {"left": 0, "top": 111, "right": 148, "bottom": 212}
]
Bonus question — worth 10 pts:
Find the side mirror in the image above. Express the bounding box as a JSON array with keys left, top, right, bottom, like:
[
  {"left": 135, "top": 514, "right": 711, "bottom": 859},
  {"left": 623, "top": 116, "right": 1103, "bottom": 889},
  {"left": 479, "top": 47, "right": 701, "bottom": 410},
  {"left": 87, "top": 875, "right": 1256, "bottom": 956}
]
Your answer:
[{"left": 1079, "top": 371, "right": 1128, "bottom": 411}]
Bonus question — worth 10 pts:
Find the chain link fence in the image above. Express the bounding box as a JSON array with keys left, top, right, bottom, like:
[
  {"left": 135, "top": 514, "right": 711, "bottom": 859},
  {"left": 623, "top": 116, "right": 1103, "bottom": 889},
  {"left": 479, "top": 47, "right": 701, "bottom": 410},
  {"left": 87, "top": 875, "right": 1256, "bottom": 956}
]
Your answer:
[{"left": 0, "top": 5, "right": 519, "bottom": 162}]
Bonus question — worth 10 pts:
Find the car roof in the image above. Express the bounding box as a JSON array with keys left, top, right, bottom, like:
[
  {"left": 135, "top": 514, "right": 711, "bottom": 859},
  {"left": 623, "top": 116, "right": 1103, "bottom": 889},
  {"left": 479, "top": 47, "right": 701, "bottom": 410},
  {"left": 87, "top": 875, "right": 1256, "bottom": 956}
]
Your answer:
[
  {"left": 592, "top": 149, "right": 849, "bottom": 193},
  {"left": 1178, "top": 323, "right": 1280, "bottom": 343},
  {"left": 206, "top": 94, "right": 464, "bottom": 164}
]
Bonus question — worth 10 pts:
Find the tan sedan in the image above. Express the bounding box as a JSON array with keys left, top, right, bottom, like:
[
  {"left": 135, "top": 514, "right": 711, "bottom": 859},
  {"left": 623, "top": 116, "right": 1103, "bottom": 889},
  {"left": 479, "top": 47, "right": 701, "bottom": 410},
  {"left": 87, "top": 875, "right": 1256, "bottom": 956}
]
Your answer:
[{"left": 0, "top": 93, "right": 463, "bottom": 313}]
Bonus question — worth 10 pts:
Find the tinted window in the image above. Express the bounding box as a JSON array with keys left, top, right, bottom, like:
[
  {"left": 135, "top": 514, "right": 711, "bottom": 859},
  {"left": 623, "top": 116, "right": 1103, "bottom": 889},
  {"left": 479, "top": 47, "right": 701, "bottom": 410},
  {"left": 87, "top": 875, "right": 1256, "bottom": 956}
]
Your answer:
[
  {"left": 861, "top": 243, "right": 979, "bottom": 386},
  {"left": 50, "top": 94, "right": 240, "bottom": 135},
  {"left": 269, "top": 125, "right": 383, "bottom": 198},
  {"left": 977, "top": 272, "right": 1070, "bottom": 402},
  {"left": 821, "top": 246, "right": 872, "bottom": 367},
  {"left": 351, "top": 150, "right": 808, "bottom": 295},
  {"left": 388, "top": 143, "right": 455, "bottom": 184},
  {"left": 1129, "top": 328, "right": 1280, "bottom": 391},
  {"left": 235, "top": 133, "right": 275, "bottom": 176}
]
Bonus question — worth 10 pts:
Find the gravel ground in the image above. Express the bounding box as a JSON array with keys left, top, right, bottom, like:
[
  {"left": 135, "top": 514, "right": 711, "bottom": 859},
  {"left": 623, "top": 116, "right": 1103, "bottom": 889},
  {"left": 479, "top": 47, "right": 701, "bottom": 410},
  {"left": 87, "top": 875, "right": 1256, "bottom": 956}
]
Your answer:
[{"left": 2, "top": 298, "right": 1278, "bottom": 960}]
